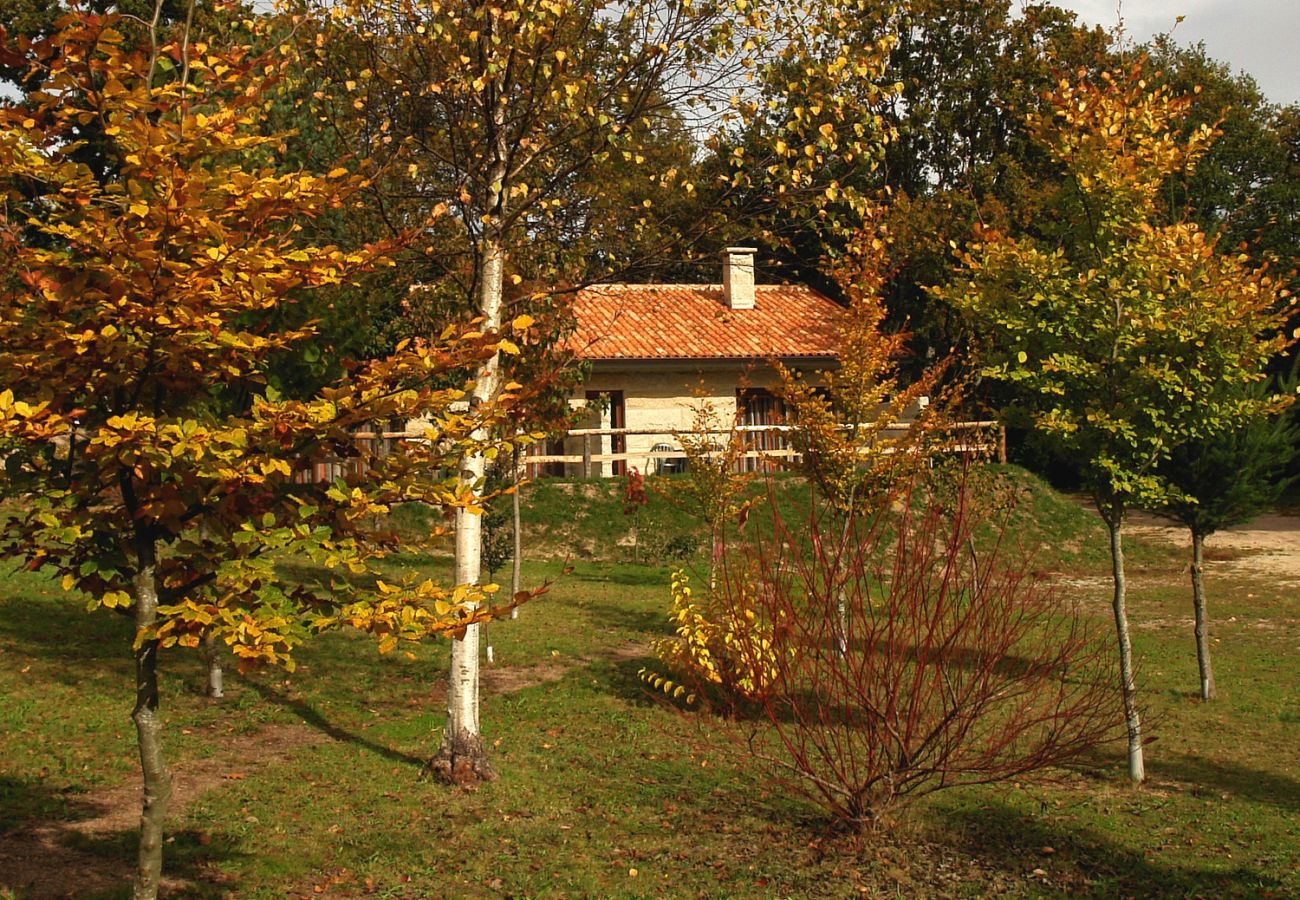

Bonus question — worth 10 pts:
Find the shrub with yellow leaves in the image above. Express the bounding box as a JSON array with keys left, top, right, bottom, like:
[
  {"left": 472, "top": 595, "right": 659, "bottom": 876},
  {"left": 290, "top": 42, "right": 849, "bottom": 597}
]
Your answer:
[{"left": 640, "top": 569, "right": 784, "bottom": 710}]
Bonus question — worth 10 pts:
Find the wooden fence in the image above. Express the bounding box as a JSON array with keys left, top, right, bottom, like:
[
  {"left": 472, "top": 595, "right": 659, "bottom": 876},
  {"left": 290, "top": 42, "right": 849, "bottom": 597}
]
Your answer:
[
  {"left": 522, "top": 420, "right": 1006, "bottom": 478},
  {"left": 289, "top": 420, "right": 1005, "bottom": 483}
]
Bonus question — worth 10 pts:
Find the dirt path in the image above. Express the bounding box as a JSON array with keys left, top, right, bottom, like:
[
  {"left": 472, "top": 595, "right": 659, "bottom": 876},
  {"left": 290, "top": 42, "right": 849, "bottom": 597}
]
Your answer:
[
  {"left": 1126, "top": 511, "right": 1300, "bottom": 584},
  {"left": 0, "top": 723, "right": 322, "bottom": 899},
  {"left": 0, "top": 640, "right": 650, "bottom": 899}
]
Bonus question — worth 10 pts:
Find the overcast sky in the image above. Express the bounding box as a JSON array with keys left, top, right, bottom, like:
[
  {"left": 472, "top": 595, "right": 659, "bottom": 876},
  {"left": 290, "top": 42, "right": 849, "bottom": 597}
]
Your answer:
[{"left": 1050, "top": 0, "right": 1300, "bottom": 106}]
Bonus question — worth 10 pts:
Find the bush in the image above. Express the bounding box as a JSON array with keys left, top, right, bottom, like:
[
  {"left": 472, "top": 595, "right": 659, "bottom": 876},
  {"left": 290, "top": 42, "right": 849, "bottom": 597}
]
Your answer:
[
  {"left": 659, "top": 463, "right": 1121, "bottom": 830},
  {"left": 641, "top": 569, "right": 785, "bottom": 706}
]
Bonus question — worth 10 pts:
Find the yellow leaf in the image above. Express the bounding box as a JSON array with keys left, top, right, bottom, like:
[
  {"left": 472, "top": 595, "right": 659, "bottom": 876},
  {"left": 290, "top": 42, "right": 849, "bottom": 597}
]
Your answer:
[{"left": 511, "top": 314, "right": 535, "bottom": 330}]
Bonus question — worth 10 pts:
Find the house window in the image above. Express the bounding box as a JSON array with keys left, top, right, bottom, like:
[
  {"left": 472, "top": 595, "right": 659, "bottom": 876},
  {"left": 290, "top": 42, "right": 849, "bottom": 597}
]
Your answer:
[{"left": 736, "top": 388, "right": 786, "bottom": 472}]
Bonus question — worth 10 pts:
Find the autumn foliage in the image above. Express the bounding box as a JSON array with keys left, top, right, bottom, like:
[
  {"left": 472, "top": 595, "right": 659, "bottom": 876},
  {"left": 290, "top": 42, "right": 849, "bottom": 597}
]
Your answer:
[
  {"left": 0, "top": 11, "right": 534, "bottom": 664},
  {"left": 0, "top": 11, "right": 537, "bottom": 896},
  {"left": 938, "top": 64, "right": 1293, "bottom": 783},
  {"left": 641, "top": 568, "right": 785, "bottom": 708}
]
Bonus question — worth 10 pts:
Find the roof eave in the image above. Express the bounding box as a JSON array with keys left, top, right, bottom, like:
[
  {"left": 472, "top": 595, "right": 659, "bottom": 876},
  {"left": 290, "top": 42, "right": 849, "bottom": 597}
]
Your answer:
[{"left": 584, "top": 355, "right": 838, "bottom": 372}]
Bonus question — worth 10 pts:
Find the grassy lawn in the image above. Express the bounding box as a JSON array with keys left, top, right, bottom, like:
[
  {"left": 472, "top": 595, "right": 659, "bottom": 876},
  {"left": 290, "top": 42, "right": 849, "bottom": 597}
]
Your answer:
[{"left": 1, "top": 468, "right": 1297, "bottom": 898}]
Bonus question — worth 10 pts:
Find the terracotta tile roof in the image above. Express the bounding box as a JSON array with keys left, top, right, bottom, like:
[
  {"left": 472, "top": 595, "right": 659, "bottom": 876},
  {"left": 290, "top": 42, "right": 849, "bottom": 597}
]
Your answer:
[{"left": 568, "top": 284, "right": 844, "bottom": 361}]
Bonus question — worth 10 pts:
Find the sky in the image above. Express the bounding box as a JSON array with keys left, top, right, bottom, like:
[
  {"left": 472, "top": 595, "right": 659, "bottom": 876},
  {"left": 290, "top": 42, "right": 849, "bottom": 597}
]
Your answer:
[
  {"left": 5, "top": 2, "right": 1297, "bottom": 108},
  {"left": 1050, "top": 0, "right": 1300, "bottom": 106}
]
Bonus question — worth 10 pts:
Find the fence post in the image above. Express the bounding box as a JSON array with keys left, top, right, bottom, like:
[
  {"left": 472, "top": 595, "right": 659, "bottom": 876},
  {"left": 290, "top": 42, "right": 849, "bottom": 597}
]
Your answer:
[
  {"left": 582, "top": 433, "right": 592, "bottom": 478},
  {"left": 998, "top": 425, "right": 1008, "bottom": 465}
]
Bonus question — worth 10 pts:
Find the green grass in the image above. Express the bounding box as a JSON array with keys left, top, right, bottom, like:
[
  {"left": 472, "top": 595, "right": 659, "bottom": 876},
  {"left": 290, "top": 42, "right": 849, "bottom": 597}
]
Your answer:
[{"left": 1, "top": 468, "right": 1296, "bottom": 897}]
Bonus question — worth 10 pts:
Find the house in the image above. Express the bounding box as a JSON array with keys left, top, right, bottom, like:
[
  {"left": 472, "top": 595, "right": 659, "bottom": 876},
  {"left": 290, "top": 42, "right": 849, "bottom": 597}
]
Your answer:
[{"left": 546, "top": 247, "right": 846, "bottom": 476}]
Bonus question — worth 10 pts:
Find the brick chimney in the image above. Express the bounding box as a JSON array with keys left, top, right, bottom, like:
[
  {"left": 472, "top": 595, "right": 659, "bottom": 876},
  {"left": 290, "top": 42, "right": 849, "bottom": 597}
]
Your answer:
[{"left": 722, "top": 247, "right": 757, "bottom": 310}]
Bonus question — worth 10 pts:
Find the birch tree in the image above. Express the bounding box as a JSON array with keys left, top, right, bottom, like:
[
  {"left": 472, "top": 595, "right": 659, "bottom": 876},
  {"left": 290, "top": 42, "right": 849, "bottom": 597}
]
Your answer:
[
  {"left": 939, "top": 66, "right": 1291, "bottom": 783},
  {"left": 315, "top": 0, "right": 899, "bottom": 781}
]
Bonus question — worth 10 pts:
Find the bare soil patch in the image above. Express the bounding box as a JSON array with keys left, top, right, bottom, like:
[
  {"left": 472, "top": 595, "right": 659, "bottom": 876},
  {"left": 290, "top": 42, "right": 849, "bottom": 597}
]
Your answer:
[
  {"left": 2, "top": 643, "right": 652, "bottom": 898},
  {"left": 1126, "top": 512, "right": 1300, "bottom": 584},
  {"left": 0, "top": 722, "right": 321, "bottom": 899}
]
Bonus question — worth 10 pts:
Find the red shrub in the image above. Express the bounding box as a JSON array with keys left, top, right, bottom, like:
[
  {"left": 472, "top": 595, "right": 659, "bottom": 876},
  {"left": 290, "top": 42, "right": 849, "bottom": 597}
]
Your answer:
[{"left": 706, "top": 464, "right": 1121, "bottom": 829}]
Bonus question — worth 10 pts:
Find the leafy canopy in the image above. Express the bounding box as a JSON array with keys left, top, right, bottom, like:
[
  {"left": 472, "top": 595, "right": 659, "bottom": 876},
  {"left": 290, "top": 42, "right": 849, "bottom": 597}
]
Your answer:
[
  {"left": 0, "top": 11, "right": 534, "bottom": 666},
  {"left": 938, "top": 65, "right": 1292, "bottom": 517}
]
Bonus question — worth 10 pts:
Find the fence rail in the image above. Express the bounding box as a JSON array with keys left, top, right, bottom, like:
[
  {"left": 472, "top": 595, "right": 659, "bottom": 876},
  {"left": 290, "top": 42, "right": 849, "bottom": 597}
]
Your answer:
[
  {"left": 294, "top": 420, "right": 1006, "bottom": 483},
  {"left": 528, "top": 420, "right": 1005, "bottom": 477}
]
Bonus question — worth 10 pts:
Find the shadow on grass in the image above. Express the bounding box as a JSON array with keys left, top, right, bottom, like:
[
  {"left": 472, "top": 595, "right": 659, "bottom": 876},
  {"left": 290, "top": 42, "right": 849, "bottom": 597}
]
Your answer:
[
  {"left": 0, "top": 574, "right": 133, "bottom": 675},
  {"left": 938, "top": 802, "right": 1285, "bottom": 897},
  {"left": 0, "top": 777, "right": 243, "bottom": 899},
  {"left": 0, "top": 776, "right": 109, "bottom": 834},
  {"left": 588, "top": 656, "right": 661, "bottom": 709},
  {"left": 242, "top": 678, "right": 426, "bottom": 770},
  {"left": 1155, "top": 753, "right": 1300, "bottom": 812},
  {"left": 580, "top": 599, "right": 673, "bottom": 638},
  {"left": 564, "top": 565, "right": 671, "bottom": 589}
]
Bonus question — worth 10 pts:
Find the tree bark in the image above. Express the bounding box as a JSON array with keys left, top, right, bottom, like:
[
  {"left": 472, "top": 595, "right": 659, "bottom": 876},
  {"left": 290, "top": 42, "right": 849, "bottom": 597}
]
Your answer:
[
  {"left": 1191, "top": 530, "right": 1216, "bottom": 701},
  {"left": 1107, "top": 515, "right": 1145, "bottom": 784},
  {"left": 429, "top": 225, "right": 504, "bottom": 784},
  {"left": 203, "top": 630, "right": 223, "bottom": 699},
  {"left": 131, "top": 542, "right": 172, "bottom": 900}
]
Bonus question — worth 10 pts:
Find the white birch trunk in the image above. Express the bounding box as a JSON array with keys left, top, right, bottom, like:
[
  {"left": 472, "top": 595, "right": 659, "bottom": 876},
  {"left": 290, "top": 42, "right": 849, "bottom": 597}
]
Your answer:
[
  {"left": 427, "top": 18, "right": 517, "bottom": 783},
  {"left": 430, "top": 145, "right": 508, "bottom": 780},
  {"left": 203, "top": 630, "right": 223, "bottom": 699}
]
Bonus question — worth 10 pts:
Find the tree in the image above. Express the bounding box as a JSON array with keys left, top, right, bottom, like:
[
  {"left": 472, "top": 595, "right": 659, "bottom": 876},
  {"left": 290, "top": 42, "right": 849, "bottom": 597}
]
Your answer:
[
  {"left": 776, "top": 227, "right": 949, "bottom": 515},
  {"left": 771, "top": 224, "right": 951, "bottom": 653},
  {"left": 1145, "top": 37, "right": 1297, "bottom": 259},
  {"left": 314, "top": 0, "right": 899, "bottom": 781},
  {"left": 0, "top": 10, "right": 531, "bottom": 896},
  {"left": 706, "top": 0, "right": 1114, "bottom": 368},
  {"left": 938, "top": 66, "right": 1291, "bottom": 783},
  {"left": 874, "top": 1, "right": 1114, "bottom": 371},
  {"left": 1157, "top": 378, "right": 1298, "bottom": 701}
]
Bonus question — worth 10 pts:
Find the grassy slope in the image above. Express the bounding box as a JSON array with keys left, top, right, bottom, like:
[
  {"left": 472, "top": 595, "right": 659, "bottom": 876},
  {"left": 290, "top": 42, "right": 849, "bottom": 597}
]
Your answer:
[
  {"left": 490, "top": 464, "right": 1171, "bottom": 572},
  {"left": 0, "top": 466, "right": 1296, "bottom": 898}
]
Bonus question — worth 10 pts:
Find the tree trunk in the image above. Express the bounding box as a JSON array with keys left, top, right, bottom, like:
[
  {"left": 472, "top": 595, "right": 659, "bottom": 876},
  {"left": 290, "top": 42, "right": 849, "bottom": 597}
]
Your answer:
[
  {"left": 131, "top": 544, "right": 172, "bottom": 900},
  {"left": 428, "top": 227, "right": 504, "bottom": 784},
  {"left": 1191, "top": 530, "right": 1216, "bottom": 701},
  {"left": 203, "top": 630, "right": 223, "bottom": 699},
  {"left": 1106, "top": 515, "right": 1145, "bottom": 784},
  {"left": 511, "top": 442, "right": 521, "bottom": 620}
]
